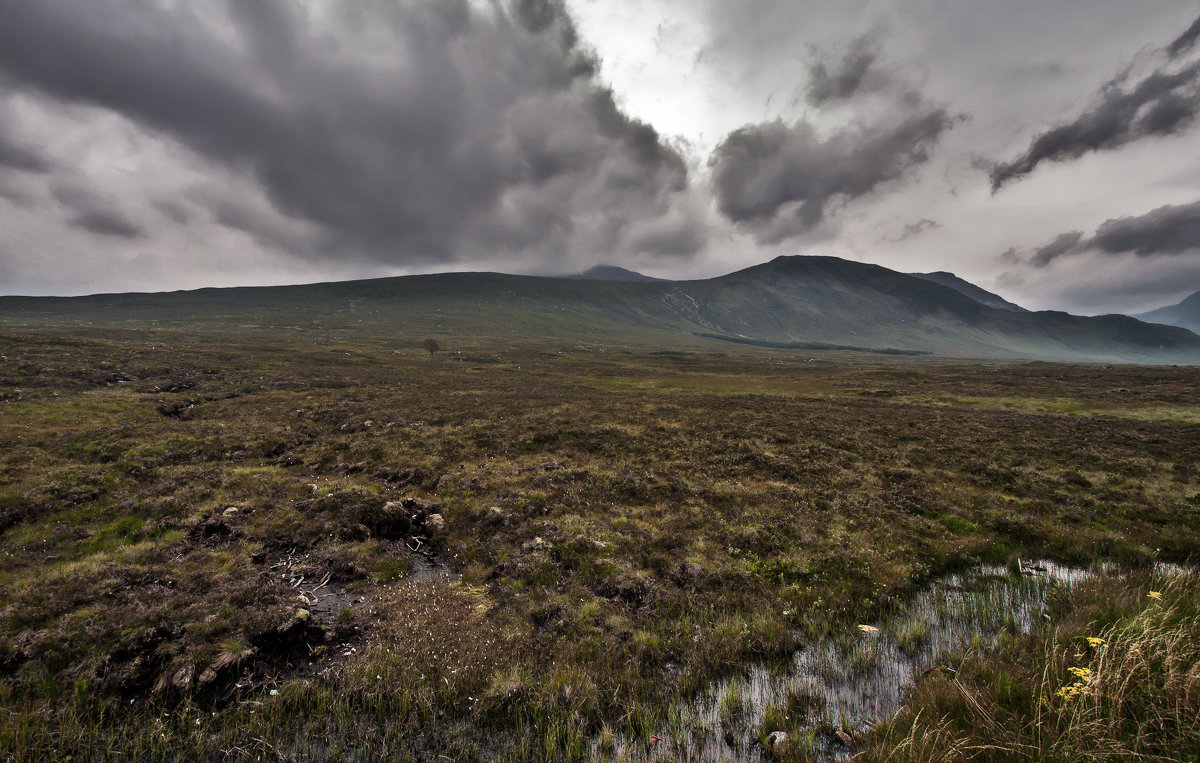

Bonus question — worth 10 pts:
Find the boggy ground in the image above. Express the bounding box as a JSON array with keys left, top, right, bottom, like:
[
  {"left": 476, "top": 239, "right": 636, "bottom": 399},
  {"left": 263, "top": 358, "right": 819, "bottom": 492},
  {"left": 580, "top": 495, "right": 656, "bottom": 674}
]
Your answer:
[{"left": 0, "top": 327, "right": 1198, "bottom": 760}]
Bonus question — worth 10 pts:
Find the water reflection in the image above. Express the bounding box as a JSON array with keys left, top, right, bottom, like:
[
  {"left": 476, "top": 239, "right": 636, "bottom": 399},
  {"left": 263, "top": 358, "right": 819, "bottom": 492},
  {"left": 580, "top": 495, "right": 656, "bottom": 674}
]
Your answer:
[{"left": 600, "top": 561, "right": 1103, "bottom": 761}]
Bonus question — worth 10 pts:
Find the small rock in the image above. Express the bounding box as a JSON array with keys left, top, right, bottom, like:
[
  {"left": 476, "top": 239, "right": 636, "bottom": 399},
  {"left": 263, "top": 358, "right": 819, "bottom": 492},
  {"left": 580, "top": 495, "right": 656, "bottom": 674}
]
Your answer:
[
  {"left": 172, "top": 664, "right": 195, "bottom": 691},
  {"left": 766, "top": 730, "right": 789, "bottom": 751},
  {"left": 279, "top": 608, "right": 311, "bottom": 633},
  {"left": 835, "top": 729, "right": 854, "bottom": 747},
  {"left": 522, "top": 536, "right": 548, "bottom": 552},
  {"left": 197, "top": 668, "right": 218, "bottom": 686},
  {"left": 222, "top": 506, "right": 239, "bottom": 516},
  {"left": 425, "top": 513, "right": 445, "bottom": 533},
  {"left": 857, "top": 624, "right": 879, "bottom": 634}
]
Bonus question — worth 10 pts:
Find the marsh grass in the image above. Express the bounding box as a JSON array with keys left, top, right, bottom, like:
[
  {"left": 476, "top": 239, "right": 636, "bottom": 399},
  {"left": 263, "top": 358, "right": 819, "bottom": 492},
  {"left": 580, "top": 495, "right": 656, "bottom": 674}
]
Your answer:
[
  {"left": 860, "top": 567, "right": 1200, "bottom": 762},
  {"left": 1, "top": 328, "right": 1198, "bottom": 759}
]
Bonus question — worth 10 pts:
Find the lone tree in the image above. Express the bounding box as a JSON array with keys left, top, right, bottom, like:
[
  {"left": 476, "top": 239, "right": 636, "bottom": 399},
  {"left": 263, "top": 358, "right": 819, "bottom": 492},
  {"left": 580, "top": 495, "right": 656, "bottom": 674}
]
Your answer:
[{"left": 422, "top": 337, "right": 440, "bottom": 357}]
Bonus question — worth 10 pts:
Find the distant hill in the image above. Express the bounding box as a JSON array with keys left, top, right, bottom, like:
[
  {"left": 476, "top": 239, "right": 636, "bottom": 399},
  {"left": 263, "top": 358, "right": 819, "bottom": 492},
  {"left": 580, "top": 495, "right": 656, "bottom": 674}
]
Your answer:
[
  {"left": 566, "top": 265, "right": 664, "bottom": 282},
  {"left": 1135, "top": 290, "right": 1200, "bottom": 334},
  {"left": 2, "top": 255, "right": 1198, "bottom": 363},
  {"left": 910, "top": 271, "right": 1028, "bottom": 312}
]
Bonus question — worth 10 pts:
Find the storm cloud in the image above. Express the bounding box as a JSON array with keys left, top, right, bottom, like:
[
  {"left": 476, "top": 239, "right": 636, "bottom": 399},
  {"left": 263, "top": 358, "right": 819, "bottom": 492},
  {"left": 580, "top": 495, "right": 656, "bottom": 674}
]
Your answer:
[
  {"left": 0, "top": 131, "right": 50, "bottom": 174},
  {"left": 990, "top": 15, "right": 1200, "bottom": 191},
  {"left": 0, "top": 0, "right": 697, "bottom": 268},
  {"left": 884, "top": 218, "right": 941, "bottom": 243},
  {"left": 709, "top": 109, "right": 955, "bottom": 244},
  {"left": 1027, "top": 201, "right": 1200, "bottom": 266},
  {"left": 1168, "top": 14, "right": 1200, "bottom": 58},
  {"left": 806, "top": 35, "right": 891, "bottom": 105},
  {"left": 70, "top": 210, "right": 143, "bottom": 240},
  {"left": 1030, "top": 230, "right": 1086, "bottom": 267}
]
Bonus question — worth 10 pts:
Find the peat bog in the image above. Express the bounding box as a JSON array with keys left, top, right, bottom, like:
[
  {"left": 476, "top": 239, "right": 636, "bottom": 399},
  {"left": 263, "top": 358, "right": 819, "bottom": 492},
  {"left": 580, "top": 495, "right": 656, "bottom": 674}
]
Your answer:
[{"left": 1, "top": 327, "right": 1198, "bottom": 760}]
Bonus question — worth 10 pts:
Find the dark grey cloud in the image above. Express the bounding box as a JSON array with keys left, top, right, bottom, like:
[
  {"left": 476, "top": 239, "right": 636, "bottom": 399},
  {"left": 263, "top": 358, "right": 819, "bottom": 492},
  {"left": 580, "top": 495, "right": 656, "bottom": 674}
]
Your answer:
[
  {"left": 991, "top": 16, "right": 1200, "bottom": 191},
  {"left": 50, "top": 184, "right": 143, "bottom": 239},
  {"left": 885, "top": 218, "right": 941, "bottom": 243},
  {"left": 709, "top": 109, "right": 955, "bottom": 243},
  {"left": 69, "top": 209, "right": 143, "bottom": 239},
  {"left": 0, "top": 0, "right": 694, "bottom": 267},
  {"left": 1030, "top": 230, "right": 1086, "bottom": 267},
  {"left": 153, "top": 200, "right": 191, "bottom": 226},
  {"left": 1091, "top": 201, "right": 1200, "bottom": 255},
  {"left": 1168, "top": 14, "right": 1200, "bottom": 58},
  {"left": 0, "top": 131, "right": 50, "bottom": 174},
  {"left": 806, "top": 34, "right": 890, "bottom": 105},
  {"left": 1027, "top": 201, "right": 1200, "bottom": 266}
]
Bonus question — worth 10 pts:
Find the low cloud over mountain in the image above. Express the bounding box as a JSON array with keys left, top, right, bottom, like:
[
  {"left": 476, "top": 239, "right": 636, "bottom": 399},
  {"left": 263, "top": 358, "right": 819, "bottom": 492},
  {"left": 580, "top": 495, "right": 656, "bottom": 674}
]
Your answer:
[{"left": 1027, "top": 201, "right": 1200, "bottom": 267}]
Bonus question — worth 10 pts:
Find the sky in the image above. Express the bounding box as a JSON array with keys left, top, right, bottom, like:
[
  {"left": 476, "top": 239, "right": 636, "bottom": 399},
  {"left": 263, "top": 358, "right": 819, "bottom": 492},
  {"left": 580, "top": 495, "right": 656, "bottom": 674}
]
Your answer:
[{"left": 0, "top": 1, "right": 1199, "bottom": 315}]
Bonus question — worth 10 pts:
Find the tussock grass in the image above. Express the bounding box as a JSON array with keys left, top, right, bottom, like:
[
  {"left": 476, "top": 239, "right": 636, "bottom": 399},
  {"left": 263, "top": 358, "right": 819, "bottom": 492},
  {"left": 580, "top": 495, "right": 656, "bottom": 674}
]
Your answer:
[{"left": 859, "top": 568, "right": 1200, "bottom": 762}]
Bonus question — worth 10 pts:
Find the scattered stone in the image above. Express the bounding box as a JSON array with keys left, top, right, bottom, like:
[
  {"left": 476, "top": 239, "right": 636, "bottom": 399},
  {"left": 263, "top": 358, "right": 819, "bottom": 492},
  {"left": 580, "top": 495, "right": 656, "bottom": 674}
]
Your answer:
[
  {"left": 835, "top": 729, "right": 854, "bottom": 747},
  {"left": 766, "top": 730, "right": 789, "bottom": 752},
  {"left": 197, "top": 668, "right": 218, "bottom": 686},
  {"left": 222, "top": 506, "right": 239, "bottom": 516},
  {"left": 171, "top": 663, "right": 194, "bottom": 691},
  {"left": 857, "top": 624, "right": 880, "bottom": 634},
  {"left": 425, "top": 513, "right": 445, "bottom": 533},
  {"left": 279, "top": 608, "right": 311, "bottom": 633},
  {"left": 522, "top": 536, "right": 548, "bottom": 552}
]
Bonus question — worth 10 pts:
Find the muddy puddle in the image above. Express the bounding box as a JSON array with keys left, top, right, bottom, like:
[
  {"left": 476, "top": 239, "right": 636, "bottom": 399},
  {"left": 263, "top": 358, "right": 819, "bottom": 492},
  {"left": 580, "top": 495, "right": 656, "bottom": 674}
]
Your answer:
[
  {"left": 599, "top": 560, "right": 1106, "bottom": 761},
  {"left": 270, "top": 543, "right": 459, "bottom": 663}
]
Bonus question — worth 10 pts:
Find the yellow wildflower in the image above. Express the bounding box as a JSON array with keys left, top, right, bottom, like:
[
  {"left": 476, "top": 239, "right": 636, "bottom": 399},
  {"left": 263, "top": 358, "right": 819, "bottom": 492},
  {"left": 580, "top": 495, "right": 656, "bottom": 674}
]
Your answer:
[
  {"left": 1086, "top": 636, "right": 1105, "bottom": 648},
  {"left": 1147, "top": 591, "right": 1163, "bottom": 601}
]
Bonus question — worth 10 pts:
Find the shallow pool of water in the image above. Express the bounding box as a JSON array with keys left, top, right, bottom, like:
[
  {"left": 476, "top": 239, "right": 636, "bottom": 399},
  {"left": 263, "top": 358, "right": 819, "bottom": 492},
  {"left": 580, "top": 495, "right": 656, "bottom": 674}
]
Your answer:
[{"left": 599, "top": 560, "right": 1103, "bottom": 762}]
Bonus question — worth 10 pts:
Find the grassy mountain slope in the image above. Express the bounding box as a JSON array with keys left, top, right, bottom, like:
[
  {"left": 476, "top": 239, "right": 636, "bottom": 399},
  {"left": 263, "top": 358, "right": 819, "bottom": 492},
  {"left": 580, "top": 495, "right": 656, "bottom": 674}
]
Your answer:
[
  {"left": 910, "top": 271, "right": 1028, "bottom": 312},
  {"left": 1135, "top": 289, "right": 1200, "bottom": 334},
  {"left": 2, "top": 255, "right": 1199, "bottom": 362}
]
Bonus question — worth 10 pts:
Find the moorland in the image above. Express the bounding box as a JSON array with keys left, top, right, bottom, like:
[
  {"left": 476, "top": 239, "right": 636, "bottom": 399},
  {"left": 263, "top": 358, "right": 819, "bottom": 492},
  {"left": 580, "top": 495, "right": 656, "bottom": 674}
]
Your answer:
[
  {"left": 1, "top": 322, "right": 1197, "bottom": 760},
  {"left": 2, "top": 258, "right": 1199, "bottom": 761}
]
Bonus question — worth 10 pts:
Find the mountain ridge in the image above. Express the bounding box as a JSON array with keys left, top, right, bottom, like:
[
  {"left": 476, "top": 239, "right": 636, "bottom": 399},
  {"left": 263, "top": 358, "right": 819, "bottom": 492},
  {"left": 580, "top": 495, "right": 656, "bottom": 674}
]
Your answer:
[
  {"left": 1135, "top": 289, "right": 1200, "bottom": 334},
  {"left": 565, "top": 265, "right": 664, "bottom": 282},
  {"left": 2, "top": 255, "right": 1198, "bottom": 364},
  {"left": 910, "top": 271, "right": 1028, "bottom": 312}
]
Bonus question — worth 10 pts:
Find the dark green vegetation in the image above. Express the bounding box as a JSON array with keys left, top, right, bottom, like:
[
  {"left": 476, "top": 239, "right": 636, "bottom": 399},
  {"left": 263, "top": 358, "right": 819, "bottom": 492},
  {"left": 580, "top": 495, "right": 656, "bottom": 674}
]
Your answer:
[
  {"left": 860, "top": 567, "right": 1200, "bottom": 762},
  {"left": 1, "top": 320, "right": 1198, "bottom": 760},
  {"left": 909, "top": 271, "right": 1029, "bottom": 313},
  {"left": 4, "top": 255, "right": 1200, "bottom": 363},
  {"left": 1137, "top": 288, "right": 1200, "bottom": 334}
]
